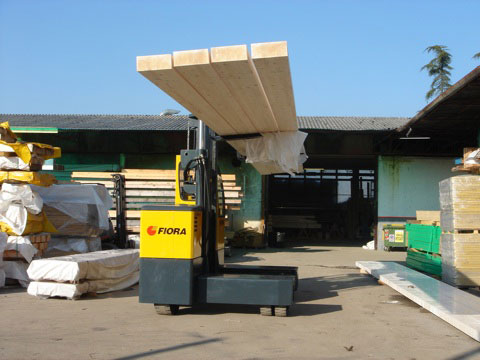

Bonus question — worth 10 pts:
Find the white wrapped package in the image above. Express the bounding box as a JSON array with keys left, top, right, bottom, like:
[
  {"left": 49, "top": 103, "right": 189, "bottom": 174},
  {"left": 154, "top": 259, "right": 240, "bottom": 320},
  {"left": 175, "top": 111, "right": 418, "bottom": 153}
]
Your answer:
[
  {"left": 27, "top": 271, "right": 139, "bottom": 299},
  {"left": 0, "top": 184, "right": 43, "bottom": 235},
  {"left": 0, "top": 269, "right": 5, "bottom": 288},
  {"left": 31, "top": 184, "right": 113, "bottom": 235},
  {"left": 245, "top": 131, "right": 308, "bottom": 175},
  {"left": 0, "top": 232, "right": 6, "bottom": 286},
  {"left": 46, "top": 236, "right": 101, "bottom": 255},
  {"left": 4, "top": 260, "right": 30, "bottom": 287},
  {"left": 0, "top": 156, "right": 44, "bottom": 171},
  {"left": 27, "top": 249, "right": 139, "bottom": 282},
  {"left": 6, "top": 236, "right": 38, "bottom": 263}
]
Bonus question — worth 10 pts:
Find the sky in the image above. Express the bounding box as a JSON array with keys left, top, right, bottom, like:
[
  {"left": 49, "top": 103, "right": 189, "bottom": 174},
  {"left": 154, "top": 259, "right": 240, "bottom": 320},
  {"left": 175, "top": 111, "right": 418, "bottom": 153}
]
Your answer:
[{"left": 0, "top": 0, "right": 479, "bottom": 118}]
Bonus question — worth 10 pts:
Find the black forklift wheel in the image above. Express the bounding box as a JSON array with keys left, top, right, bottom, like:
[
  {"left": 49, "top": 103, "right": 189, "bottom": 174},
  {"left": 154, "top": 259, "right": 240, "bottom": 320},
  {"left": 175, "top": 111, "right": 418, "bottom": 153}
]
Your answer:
[
  {"left": 154, "top": 304, "right": 179, "bottom": 315},
  {"left": 260, "top": 306, "right": 274, "bottom": 316},
  {"left": 274, "top": 306, "right": 288, "bottom": 317}
]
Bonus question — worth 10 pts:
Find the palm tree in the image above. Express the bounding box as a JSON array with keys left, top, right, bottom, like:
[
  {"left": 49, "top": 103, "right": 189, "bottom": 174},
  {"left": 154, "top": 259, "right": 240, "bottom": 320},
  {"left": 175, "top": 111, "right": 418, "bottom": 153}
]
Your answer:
[
  {"left": 474, "top": 52, "right": 480, "bottom": 60},
  {"left": 421, "top": 45, "right": 453, "bottom": 101}
]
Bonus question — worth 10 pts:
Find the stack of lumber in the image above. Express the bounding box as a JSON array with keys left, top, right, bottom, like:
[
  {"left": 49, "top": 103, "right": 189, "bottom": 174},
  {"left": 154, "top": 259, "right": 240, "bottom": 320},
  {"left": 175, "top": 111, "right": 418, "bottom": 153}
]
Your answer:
[
  {"left": 0, "top": 122, "right": 60, "bottom": 172},
  {"left": 27, "top": 249, "right": 139, "bottom": 299},
  {"left": 72, "top": 169, "right": 242, "bottom": 234},
  {"left": 137, "top": 41, "right": 307, "bottom": 175},
  {"left": 231, "top": 228, "right": 265, "bottom": 249},
  {"left": 452, "top": 148, "right": 480, "bottom": 174},
  {"left": 440, "top": 175, "right": 480, "bottom": 287}
]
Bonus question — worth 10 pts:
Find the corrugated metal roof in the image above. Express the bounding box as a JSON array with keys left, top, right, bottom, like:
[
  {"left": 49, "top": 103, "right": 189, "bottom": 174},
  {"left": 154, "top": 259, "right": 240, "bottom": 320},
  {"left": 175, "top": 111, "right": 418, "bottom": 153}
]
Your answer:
[
  {"left": 0, "top": 114, "right": 193, "bottom": 131},
  {"left": 0, "top": 114, "right": 410, "bottom": 132},
  {"left": 298, "top": 116, "right": 410, "bottom": 131}
]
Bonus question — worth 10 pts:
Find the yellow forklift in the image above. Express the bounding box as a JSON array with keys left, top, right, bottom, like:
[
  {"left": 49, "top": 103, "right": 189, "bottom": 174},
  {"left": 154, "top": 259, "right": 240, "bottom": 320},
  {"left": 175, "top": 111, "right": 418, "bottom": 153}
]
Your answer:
[{"left": 139, "top": 120, "right": 298, "bottom": 316}]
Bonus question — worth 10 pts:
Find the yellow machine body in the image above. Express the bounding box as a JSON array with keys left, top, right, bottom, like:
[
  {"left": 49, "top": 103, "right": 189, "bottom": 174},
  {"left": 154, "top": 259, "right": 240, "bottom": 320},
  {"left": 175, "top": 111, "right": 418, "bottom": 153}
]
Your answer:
[{"left": 140, "top": 208, "right": 202, "bottom": 259}]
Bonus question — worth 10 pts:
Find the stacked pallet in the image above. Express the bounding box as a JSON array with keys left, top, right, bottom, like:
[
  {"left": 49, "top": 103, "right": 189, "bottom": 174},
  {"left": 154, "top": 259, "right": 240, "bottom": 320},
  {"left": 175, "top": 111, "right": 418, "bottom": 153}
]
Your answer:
[
  {"left": 440, "top": 175, "right": 480, "bottom": 287},
  {"left": 72, "top": 169, "right": 242, "bottom": 234},
  {"left": 27, "top": 249, "right": 139, "bottom": 299}
]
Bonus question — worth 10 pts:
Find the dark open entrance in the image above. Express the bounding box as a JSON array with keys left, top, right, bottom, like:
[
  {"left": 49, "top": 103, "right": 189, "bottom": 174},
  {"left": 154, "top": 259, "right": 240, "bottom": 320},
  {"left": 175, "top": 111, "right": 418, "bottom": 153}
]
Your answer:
[{"left": 265, "top": 156, "right": 377, "bottom": 246}]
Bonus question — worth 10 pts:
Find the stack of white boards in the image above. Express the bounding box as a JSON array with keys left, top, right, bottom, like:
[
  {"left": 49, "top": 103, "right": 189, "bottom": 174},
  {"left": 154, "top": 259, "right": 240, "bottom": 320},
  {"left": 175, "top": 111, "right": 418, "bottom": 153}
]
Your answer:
[
  {"left": 27, "top": 249, "right": 139, "bottom": 299},
  {"left": 137, "top": 41, "right": 307, "bottom": 175},
  {"left": 439, "top": 176, "right": 480, "bottom": 286},
  {"left": 356, "top": 261, "right": 480, "bottom": 342}
]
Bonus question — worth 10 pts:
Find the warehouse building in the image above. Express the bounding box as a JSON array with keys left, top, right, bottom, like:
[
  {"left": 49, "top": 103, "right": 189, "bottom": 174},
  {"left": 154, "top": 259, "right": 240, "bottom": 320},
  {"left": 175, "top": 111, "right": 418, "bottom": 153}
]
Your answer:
[{"left": 1, "top": 67, "right": 479, "bottom": 248}]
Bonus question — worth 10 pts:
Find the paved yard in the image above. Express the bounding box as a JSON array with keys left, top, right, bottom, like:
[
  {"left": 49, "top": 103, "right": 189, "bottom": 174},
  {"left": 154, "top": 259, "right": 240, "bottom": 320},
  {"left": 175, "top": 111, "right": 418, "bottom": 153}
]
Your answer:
[{"left": 1, "top": 244, "right": 479, "bottom": 360}]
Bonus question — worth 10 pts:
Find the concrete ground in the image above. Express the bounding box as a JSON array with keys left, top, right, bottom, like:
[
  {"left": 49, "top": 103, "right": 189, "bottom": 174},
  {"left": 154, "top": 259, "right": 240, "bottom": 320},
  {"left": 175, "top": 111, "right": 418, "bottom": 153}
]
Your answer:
[{"left": 1, "top": 244, "right": 479, "bottom": 360}]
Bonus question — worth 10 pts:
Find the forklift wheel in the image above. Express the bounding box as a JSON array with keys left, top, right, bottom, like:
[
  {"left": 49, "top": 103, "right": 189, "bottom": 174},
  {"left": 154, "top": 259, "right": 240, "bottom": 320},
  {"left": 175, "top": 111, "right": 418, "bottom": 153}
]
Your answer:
[
  {"left": 154, "top": 304, "right": 179, "bottom": 315},
  {"left": 260, "top": 306, "right": 274, "bottom": 316},
  {"left": 274, "top": 306, "right": 288, "bottom": 317}
]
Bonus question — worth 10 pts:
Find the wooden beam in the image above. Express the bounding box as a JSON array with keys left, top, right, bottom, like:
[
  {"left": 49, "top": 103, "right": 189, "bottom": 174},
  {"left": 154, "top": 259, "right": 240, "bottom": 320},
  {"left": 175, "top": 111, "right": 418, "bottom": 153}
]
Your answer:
[
  {"left": 251, "top": 41, "right": 297, "bottom": 132},
  {"left": 137, "top": 54, "right": 236, "bottom": 135},
  {"left": 172, "top": 49, "right": 253, "bottom": 134},
  {"left": 210, "top": 45, "right": 279, "bottom": 133}
]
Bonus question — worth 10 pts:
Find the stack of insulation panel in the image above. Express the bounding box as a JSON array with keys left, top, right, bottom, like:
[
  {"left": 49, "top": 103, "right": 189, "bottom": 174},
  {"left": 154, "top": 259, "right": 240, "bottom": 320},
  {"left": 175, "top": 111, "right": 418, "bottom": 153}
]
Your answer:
[
  {"left": 440, "top": 175, "right": 480, "bottom": 286},
  {"left": 27, "top": 249, "right": 139, "bottom": 299}
]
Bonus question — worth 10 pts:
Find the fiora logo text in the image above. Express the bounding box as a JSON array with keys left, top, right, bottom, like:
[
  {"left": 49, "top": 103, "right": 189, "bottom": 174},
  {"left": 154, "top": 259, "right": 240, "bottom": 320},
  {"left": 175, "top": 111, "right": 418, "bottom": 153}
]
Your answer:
[{"left": 147, "top": 226, "right": 187, "bottom": 236}]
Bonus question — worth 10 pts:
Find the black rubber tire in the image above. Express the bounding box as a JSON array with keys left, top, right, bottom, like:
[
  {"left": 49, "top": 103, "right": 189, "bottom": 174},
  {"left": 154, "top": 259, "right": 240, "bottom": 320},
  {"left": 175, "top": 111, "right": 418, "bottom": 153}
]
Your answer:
[
  {"left": 260, "top": 306, "right": 274, "bottom": 316},
  {"left": 154, "top": 304, "right": 179, "bottom": 315},
  {"left": 274, "top": 306, "right": 288, "bottom": 317}
]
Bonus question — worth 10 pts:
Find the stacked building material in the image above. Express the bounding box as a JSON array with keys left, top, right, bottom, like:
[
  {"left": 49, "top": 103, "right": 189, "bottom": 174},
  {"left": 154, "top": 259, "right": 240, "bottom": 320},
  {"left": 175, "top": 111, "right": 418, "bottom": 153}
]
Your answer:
[
  {"left": 27, "top": 249, "right": 139, "bottom": 299},
  {"left": 439, "top": 175, "right": 480, "bottom": 286},
  {"left": 406, "top": 223, "right": 442, "bottom": 276},
  {"left": 0, "top": 232, "right": 6, "bottom": 287}
]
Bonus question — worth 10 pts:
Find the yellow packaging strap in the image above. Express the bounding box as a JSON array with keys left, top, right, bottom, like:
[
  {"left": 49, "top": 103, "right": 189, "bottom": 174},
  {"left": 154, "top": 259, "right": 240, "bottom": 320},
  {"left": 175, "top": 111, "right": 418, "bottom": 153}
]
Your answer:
[
  {"left": 0, "top": 171, "right": 57, "bottom": 187},
  {"left": 0, "top": 211, "right": 57, "bottom": 236},
  {"left": 0, "top": 122, "right": 18, "bottom": 142},
  {"left": 0, "top": 141, "right": 61, "bottom": 164}
]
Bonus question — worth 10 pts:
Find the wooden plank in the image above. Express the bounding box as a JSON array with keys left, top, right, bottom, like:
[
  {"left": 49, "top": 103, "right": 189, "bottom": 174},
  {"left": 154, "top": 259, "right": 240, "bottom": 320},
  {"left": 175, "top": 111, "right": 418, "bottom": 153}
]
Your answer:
[
  {"left": 109, "top": 210, "right": 141, "bottom": 218},
  {"left": 416, "top": 210, "right": 441, "bottom": 222},
  {"left": 251, "top": 41, "right": 297, "bottom": 132},
  {"left": 137, "top": 54, "right": 236, "bottom": 136},
  {"left": 356, "top": 261, "right": 480, "bottom": 342},
  {"left": 72, "top": 171, "right": 235, "bottom": 182},
  {"left": 172, "top": 49, "right": 252, "bottom": 135},
  {"left": 210, "top": 44, "right": 278, "bottom": 133}
]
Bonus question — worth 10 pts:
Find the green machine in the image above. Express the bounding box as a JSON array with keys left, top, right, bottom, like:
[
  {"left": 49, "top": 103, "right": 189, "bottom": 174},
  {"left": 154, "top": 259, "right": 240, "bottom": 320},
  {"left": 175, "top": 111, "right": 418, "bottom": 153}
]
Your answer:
[{"left": 383, "top": 224, "right": 407, "bottom": 251}]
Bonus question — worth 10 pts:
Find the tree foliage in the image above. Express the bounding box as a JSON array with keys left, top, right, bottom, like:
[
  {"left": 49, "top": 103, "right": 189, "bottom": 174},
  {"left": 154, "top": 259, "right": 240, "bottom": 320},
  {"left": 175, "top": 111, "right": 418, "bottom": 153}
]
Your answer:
[
  {"left": 474, "top": 52, "right": 480, "bottom": 60},
  {"left": 421, "top": 45, "right": 453, "bottom": 101}
]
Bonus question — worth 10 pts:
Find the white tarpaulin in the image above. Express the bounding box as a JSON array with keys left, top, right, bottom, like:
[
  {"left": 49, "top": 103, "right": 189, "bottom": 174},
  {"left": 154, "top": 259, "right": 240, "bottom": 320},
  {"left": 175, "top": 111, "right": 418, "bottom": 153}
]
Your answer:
[
  {"left": 27, "top": 249, "right": 139, "bottom": 283},
  {"left": 46, "top": 236, "right": 101, "bottom": 255},
  {"left": 0, "top": 156, "right": 40, "bottom": 171},
  {"left": 4, "top": 260, "right": 30, "bottom": 287},
  {"left": 27, "top": 271, "right": 139, "bottom": 299},
  {"left": 0, "top": 232, "right": 6, "bottom": 287},
  {"left": 0, "top": 183, "right": 43, "bottom": 235},
  {"left": 6, "top": 235, "right": 38, "bottom": 263},
  {"left": 245, "top": 131, "right": 308, "bottom": 175},
  {"left": 31, "top": 184, "right": 113, "bottom": 235}
]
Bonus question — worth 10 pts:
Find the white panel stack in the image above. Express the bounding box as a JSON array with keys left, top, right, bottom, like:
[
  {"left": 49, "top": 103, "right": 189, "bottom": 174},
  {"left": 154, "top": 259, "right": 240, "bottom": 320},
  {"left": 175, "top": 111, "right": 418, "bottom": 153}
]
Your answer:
[
  {"left": 440, "top": 176, "right": 480, "bottom": 286},
  {"left": 27, "top": 249, "right": 139, "bottom": 299}
]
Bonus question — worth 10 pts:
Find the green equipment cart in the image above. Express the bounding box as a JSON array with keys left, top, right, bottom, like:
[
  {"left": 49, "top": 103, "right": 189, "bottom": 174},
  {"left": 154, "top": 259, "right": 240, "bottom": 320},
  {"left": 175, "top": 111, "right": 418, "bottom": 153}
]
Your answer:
[{"left": 383, "top": 224, "right": 407, "bottom": 251}]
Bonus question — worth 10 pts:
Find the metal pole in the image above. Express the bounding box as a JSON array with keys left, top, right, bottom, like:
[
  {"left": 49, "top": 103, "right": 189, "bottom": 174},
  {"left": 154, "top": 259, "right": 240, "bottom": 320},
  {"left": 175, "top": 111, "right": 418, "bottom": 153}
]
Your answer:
[{"left": 198, "top": 120, "right": 206, "bottom": 150}]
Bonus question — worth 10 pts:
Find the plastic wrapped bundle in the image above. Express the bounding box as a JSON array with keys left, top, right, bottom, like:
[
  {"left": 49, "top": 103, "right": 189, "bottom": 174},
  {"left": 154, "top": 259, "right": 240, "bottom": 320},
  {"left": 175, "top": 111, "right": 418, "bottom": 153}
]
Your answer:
[
  {"left": 31, "top": 184, "right": 113, "bottom": 237},
  {"left": 441, "top": 233, "right": 480, "bottom": 286},
  {"left": 0, "top": 122, "right": 17, "bottom": 143},
  {"left": 0, "top": 232, "right": 7, "bottom": 287},
  {"left": 439, "top": 176, "right": 480, "bottom": 231},
  {"left": 0, "top": 183, "right": 56, "bottom": 236}
]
